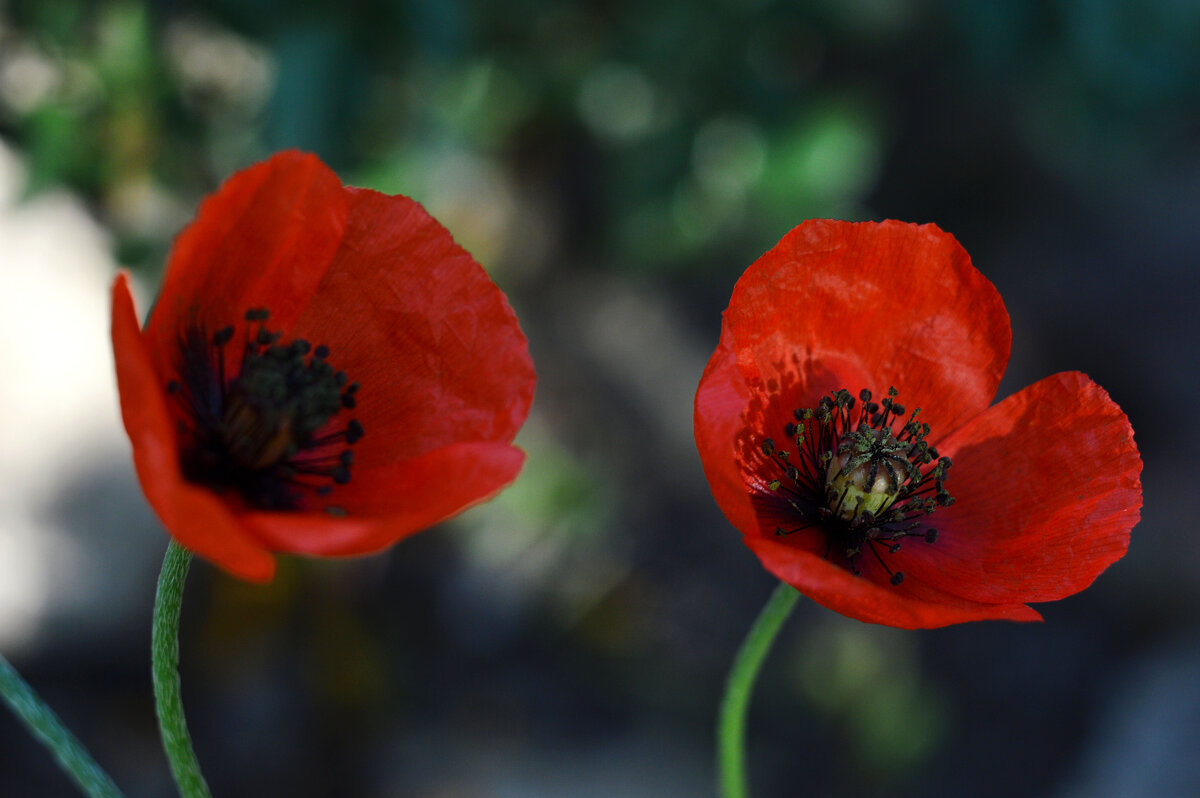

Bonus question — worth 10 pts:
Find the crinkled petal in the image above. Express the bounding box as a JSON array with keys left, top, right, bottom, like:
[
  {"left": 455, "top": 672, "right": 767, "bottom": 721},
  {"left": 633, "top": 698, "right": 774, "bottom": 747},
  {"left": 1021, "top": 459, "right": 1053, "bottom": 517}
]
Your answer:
[
  {"left": 112, "top": 273, "right": 275, "bottom": 582},
  {"left": 695, "top": 333, "right": 867, "bottom": 538},
  {"left": 288, "top": 187, "right": 536, "bottom": 469},
  {"left": 720, "top": 220, "right": 1011, "bottom": 434},
  {"left": 695, "top": 334, "right": 758, "bottom": 534},
  {"left": 746, "top": 536, "right": 1041, "bottom": 629},
  {"left": 143, "top": 151, "right": 348, "bottom": 378},
  {"left": 894, "top": 371, "right": 1142, "bottom": 604},
  {"left": 244, "top": 441, "right": 526, "bottom": 556}
]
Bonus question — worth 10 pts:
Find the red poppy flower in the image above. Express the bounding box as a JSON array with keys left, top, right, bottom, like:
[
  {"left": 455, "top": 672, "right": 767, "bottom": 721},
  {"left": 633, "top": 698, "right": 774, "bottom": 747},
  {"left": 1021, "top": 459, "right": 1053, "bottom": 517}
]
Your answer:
[
  {"left": 694, "top": 220, "right": 1141, "bottom": 628},
  {"left": 112, "top": 151, "right": 536, "bottom": 582}
]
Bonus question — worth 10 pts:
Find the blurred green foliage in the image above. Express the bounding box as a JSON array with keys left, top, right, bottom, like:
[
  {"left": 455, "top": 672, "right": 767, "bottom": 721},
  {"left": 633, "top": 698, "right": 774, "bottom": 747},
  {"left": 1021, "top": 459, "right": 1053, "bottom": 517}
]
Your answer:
[
  {"left": 0, "top": 0, "right": 894, "bottom": 277},
  {"left": 3, "top": 0, "right": 1194, "bottom": 278}
]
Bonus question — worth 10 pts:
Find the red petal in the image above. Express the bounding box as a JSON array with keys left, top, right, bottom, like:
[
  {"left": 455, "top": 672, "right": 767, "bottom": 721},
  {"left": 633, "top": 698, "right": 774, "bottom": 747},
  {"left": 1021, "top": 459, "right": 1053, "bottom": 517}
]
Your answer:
[
  {"left": 695, "top": 334, "right": 865, "bottom": 535},
  {"left": 745, "top": 536, "right": 1042, "bottom": 629},
  {"left": 895, "top": 371, "right": 1141, "bottom": 603},
  {"left": 720, "top": 220, "right": 1010, "bottom": 435},
  {"left": 111, "top": 274, "right": 276, "bottom": 582},
  {"left": 244, "top": 441, "right": 526, "bottom": 556},
  {"left": 143, "top": 151, "right": 348, "bottom": 377},
  {"left": 289, "top": 187, "right": 536, "bottom": 467},
  {"left": 695, "top": 334, "right": 758, "bottom": 534}
]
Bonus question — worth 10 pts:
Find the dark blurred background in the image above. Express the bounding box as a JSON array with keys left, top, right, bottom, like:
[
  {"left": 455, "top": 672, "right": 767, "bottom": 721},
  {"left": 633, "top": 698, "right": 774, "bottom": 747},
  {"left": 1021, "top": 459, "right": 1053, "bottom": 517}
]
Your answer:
[{"left": 0, "top": 1, "right": 1196, "bottom": 796}]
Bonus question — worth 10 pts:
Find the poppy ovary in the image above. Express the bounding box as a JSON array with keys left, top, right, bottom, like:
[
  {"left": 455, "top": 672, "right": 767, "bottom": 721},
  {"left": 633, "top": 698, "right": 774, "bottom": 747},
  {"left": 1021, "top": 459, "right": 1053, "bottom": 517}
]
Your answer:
[
  {"left": 763, "top": 387, "right": 953, "bottom": 585},
  {"left": 824, "top": 426, "right": 917, "bottom": 523}
]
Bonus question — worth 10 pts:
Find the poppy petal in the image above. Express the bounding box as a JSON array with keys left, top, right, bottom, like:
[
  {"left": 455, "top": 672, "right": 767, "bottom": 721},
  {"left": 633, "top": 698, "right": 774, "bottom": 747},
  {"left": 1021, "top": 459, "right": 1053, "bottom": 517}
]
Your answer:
[
  {"left": 896, "top": 371, "right": 1142, "bottom": 604},
  {"left": 112, "top": 273, "right": 275, "bottom": 582},
  {"left": 288, "top": 186, "right": 536, "bottom": 467},
  {"left": 721, "top": 219, "right": 1011, "bottom": 436},
  {"left": 745, "top": 536, "right": 1042, "bottom": 629},
  {"left": 695, "top": 334, "right": 758, "bottom": 534},
  {"left": 244, "top": 441, "right": 526, "bottom": 556},
  {"left": 695, "top": 333, "right": 868, "bottom": 536},
  {"left": 143, "top": 150, "right": 348, "bottom": 376}
]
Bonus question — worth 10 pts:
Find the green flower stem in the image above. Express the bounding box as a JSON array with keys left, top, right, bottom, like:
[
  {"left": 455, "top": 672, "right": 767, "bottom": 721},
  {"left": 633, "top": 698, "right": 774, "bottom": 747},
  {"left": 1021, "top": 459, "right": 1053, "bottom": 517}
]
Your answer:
[
  {"left": 717, "top": 581, "right": 801, "bottom": 798},
  {"left": 0, "top": 652, "right": 124, "bottom": 797},
  {"left": 152, "top": 541, "right": 212, "bottom": 798}
]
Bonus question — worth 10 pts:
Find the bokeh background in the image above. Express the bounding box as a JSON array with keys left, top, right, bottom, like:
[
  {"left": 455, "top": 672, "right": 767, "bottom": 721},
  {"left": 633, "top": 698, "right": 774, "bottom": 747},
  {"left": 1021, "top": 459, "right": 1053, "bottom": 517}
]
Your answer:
[{"left": 1, "top": 1, "right": 1196, "bottom": 796}]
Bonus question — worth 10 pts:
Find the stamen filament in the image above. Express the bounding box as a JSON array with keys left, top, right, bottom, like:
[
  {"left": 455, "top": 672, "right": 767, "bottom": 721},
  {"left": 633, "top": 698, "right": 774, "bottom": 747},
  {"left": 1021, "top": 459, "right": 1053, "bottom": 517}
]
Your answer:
[{"left": 755, "top": 386, "right": 951, "bottom": 587}]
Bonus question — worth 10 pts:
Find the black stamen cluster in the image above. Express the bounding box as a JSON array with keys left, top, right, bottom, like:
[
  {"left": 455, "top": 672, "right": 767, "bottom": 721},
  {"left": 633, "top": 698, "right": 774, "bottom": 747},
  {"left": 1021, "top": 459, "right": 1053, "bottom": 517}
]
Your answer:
[
  {"left": 167, "top": 308, "right": 364, "bottom": 511},
  {"left": 759, "top": 387, "right": 953, "bottom": 587}
]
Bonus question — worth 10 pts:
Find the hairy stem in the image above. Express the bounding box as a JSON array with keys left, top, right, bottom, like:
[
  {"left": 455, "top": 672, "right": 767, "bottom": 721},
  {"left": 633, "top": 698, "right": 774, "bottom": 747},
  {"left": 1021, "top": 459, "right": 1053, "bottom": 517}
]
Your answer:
[
  {"left": 0, "top": 652, "right": 124, "bottom": 797},
  {"left": 717, "top": 582, "right": 800, "bottom": 798},
  {"left": 151, "top": 541, "right": 212, "bottom": 798}
]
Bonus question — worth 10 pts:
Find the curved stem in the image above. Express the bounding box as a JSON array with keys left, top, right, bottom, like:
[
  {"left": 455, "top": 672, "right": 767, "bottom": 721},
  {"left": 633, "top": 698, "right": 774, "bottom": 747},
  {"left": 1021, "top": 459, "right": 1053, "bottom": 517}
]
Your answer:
[
  {"left": 151, "top": 541, "right": 212, "bottom": 798},
  {"left": 717, "top": 581, "right": 801, "bottom": 798},
  {"left": 0, "top": 653, "right": 124, "bottom": 797}
]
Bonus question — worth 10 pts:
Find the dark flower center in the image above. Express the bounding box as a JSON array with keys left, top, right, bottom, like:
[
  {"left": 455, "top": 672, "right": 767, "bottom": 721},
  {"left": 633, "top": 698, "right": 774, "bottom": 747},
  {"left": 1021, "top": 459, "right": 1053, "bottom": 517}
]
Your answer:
[
  {"left": 166, "top": 308, "right": 363, "bottom": 512},
  {"left": 758, "top": 387, "right": 953, "bottom": 586}
]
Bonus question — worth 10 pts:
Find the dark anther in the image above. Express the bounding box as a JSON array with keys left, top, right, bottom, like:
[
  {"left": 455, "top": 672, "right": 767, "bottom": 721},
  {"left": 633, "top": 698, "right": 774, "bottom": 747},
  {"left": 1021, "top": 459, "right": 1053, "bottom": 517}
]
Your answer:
[
  {"left": 768, "top": 384, "right": 952, "bottom": 590},
  {"left": 168, "top": 307, "right": 365, "bottom": 511},
  {"left": 346, "top": 382, "right": 360, "bottom": 394}
]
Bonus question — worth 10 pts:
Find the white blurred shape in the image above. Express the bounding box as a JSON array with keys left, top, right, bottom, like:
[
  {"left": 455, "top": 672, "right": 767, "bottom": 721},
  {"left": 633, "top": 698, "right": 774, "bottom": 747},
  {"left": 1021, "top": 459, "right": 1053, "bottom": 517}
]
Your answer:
[
  {"left": 0, "top": 139, "right": 131, "bottom": 650},
  {"left": 164, "top": 17, "right": 274, "bottom": 116},
  {"left": 0, "top": 42, "right": 61, "bottom": 113}
]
